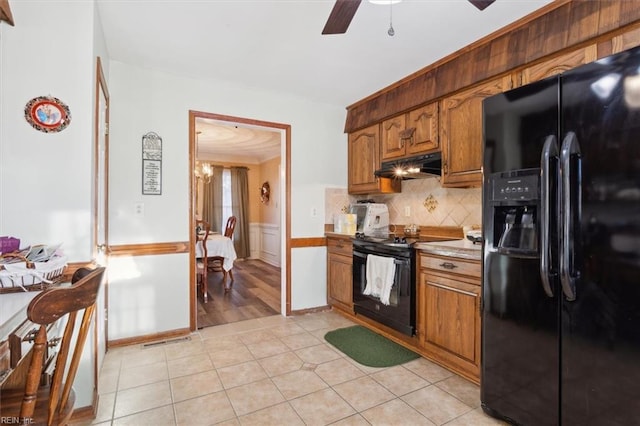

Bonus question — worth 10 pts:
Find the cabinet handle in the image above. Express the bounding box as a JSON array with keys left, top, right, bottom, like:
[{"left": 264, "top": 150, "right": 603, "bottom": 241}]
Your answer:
[
  {"left": 439, "top": 262, "right": 458, "bottom": 270},
  {"left": 443, "top": 161, "right": 448, "bottom": 174}
]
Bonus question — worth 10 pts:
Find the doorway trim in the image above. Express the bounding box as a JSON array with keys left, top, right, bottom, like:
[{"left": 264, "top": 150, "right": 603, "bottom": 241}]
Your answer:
[
  {"left": 188, "top": 110, "right": 291, "bottom": 331},
  {"left": 93, "top": 56, "right": 110, "bottom": 398}
]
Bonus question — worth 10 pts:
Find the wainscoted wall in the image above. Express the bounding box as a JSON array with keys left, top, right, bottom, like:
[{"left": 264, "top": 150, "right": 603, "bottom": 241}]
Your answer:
[
  {"left": 325, "top": 177, "right": 482, "bottom": 230},
  {"left": 249, "top": 222, "right": 281, "bottom": 267}
]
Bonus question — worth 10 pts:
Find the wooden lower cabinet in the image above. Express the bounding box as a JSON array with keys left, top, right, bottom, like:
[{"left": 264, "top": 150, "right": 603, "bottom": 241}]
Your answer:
[
  {"left": 327, "top": 237, "right": 353, "bottom": 314},
  {"left": 326, "top": 242, "right": 483, "bottom": 383},
  {"left": 417, "top": 253, "right": 481, "bottom": 383}
]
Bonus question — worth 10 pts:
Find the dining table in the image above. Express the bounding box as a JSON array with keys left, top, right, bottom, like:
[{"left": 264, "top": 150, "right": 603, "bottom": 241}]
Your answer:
[{"left": 195, "top": 233, "right": 238, "bottom": 288}]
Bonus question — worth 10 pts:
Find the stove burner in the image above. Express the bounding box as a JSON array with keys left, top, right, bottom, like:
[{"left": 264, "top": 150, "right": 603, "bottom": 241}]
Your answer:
[{"left": 393, "top": 236, "right": 407, "bottom": 244}]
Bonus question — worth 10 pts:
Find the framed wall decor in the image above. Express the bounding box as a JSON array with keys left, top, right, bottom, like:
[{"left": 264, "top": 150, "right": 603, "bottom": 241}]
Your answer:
[
  {"left": 260, "top": 181, "right": 270, "bottom": 204},
  {"left": 24, "top": 96, "right": 71, "bottom": 133},
  {"left": 142, "top": 132, "right": 162, "bottom": 195}
]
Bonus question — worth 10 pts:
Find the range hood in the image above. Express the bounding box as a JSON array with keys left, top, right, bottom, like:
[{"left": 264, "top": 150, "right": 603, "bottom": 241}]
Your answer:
[{"left": 374, "top": 152, "right": 442, "bottom": 179}]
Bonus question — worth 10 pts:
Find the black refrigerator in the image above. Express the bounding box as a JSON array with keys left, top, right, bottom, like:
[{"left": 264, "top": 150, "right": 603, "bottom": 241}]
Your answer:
[{"left": 481, "top": 45, "right": 640, "bottom": 425}]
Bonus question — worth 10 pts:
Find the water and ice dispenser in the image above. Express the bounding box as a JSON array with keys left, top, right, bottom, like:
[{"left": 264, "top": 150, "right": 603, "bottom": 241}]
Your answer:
[{"left": 488, "top": 169, "right": 540, "bottom": 257}]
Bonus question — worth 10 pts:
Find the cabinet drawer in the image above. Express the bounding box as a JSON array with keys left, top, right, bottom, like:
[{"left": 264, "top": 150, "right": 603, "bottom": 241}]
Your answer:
[
  {"left": 327, "top": 238, "right": 353, "bottom": 256},
  {"left": 420, "top": 255, "right": 480, "bottom": 279}
]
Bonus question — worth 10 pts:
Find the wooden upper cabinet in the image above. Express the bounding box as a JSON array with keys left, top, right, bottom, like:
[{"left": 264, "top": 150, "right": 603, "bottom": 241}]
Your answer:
[
  {"left": 520, "top": 44, "right": 598, "bottom": 86},
  {"left": 408, "top": 103, "right": 439, "bottom": 155},
  {"left": 381, "top": 102, "right": 438, "bottom": 161},
  {"left": 440, "top": 75, "right": 511, "bottom": 188},
  {"left": 381, "top": 115, "right": 406, "bottom": 161},
  {"left": 348, "top": 124, "right": 400, "bottom": 195}
]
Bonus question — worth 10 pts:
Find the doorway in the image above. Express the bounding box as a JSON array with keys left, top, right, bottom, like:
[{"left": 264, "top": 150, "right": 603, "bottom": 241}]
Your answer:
[{"left": 188, "top": 110, "right": 291, "bottom": 330}]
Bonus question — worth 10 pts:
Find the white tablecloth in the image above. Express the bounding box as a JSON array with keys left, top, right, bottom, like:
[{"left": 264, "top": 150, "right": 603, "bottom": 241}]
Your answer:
[{"left": 195, "top": 234, "right": 237, "bottom": 271}]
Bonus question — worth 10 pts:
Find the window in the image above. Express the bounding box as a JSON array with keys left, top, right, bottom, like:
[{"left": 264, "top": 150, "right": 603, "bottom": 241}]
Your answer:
[{"left": 221, "top": 168, "right": 233, "bottom": 234}]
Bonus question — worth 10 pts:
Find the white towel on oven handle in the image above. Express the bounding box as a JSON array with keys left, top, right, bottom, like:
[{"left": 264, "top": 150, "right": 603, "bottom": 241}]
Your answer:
[{"left": 364, "top": 254, "right": 396, "bottom": 306}]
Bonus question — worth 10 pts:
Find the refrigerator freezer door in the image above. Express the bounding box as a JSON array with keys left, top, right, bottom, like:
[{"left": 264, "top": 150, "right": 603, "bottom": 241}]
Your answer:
[{"left": 560, "top": 47, "right": 640, "bottom": 425}]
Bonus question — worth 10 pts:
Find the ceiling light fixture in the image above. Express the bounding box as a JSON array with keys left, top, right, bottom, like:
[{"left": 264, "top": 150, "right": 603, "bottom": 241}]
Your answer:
[{"left": 194, "top": 130, "right": 212, "bottom": 183}]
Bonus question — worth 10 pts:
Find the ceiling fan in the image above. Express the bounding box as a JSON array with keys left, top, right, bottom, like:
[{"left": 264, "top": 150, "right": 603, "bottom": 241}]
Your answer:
[{"left": 321, "top": 0, "right": 496, "bottom": 35}]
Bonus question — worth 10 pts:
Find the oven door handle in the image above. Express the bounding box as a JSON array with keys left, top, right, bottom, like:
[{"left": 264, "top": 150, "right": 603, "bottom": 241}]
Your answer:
[{"left": 353, "top": 251, "right": 367, "bottom": 259}]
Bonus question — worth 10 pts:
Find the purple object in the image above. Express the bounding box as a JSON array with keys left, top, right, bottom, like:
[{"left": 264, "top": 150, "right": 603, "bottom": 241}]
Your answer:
[{"left": 0, "top": 236, "right": 20, "bottom": 254}]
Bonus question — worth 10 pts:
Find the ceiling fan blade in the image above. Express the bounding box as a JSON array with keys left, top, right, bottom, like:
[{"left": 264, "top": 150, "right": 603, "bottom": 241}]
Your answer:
[
  {"left": 322, "top": 0, "right": 362, "bottom": 35},
  {"left": 468, "top": 0, "right": 496, "bottom": 11}
]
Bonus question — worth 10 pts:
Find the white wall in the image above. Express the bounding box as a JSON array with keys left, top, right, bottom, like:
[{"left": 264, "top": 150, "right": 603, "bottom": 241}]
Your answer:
[
  {"left": 0, "top": 2, "right": 95, "bottom": 260},
  {"left": 1, "top": 0, "right": 346, "bottom": 411},
  {"left": 291, "top": 247, "right": 328, "bottom": 310},
  {"left": 0, "top": 0, "right": 106, "bottom": 409},
  {"left": 107, "top": 60, "right": 346, "bottom": 335}
]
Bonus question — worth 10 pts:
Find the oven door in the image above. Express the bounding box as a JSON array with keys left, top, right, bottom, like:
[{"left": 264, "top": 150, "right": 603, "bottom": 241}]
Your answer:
[{"left": 352, "top": 249, "right": 416, "bottom": 336}]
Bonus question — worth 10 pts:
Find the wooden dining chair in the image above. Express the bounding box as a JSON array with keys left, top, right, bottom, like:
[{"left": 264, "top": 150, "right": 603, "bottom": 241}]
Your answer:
[
  {"left": 196, "top": 219, "right": 211, "bottom": 302},
  {"left": 208, "top": 216, "right": 237, "bottom": 288},
  {"left": 0, "top": 266, "right": 105, "bottom": 426}
]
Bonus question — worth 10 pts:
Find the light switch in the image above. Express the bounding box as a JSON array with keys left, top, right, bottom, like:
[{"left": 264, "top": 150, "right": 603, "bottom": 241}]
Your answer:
[
  {"left": 404, "top": 206, "right": 411, "bottom": 217},
  {"left": 134, "top": 203, "right": 145, "bottom": 217}
]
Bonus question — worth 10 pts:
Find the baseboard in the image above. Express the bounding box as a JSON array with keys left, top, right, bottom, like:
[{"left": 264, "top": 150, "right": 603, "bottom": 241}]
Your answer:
[
  {"left": 108, "top": 328, "right": 191, "bottom": 348},
  {"left": 290, "top": 305, "right": 331, "bottom": 315},
  {"left": 69, "top": 389, "right": 98, "bottom": 424}
]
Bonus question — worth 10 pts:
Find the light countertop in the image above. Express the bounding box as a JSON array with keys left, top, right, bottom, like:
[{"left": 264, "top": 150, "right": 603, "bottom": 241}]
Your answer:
[
  {"left": 325, "top": 232, "right": 354, "bottom": 240},
  {"left": 325, "top": 232, "right": 482, "bottom": 261},
  {"left": 414, "top": 238, "right": 482, "bottom": 261}
]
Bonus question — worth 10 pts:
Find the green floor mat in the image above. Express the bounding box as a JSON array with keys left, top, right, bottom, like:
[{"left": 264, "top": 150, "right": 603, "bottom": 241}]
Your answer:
[{"left": 324, "top": 325, "right": 420, "bottom": 368}]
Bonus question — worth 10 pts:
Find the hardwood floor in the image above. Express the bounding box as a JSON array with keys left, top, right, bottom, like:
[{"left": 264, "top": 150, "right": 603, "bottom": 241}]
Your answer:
[{"left": 197, "top": 259, "right": 281, "bottom": 329}]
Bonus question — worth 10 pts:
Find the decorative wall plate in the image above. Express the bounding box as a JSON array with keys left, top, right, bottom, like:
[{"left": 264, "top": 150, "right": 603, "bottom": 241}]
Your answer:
[
  {"left": 260, "top": 181, "right": 270, "bottom": 204},
  {"left": 24, "top": 96, "right": 72, "bottom": 133}
]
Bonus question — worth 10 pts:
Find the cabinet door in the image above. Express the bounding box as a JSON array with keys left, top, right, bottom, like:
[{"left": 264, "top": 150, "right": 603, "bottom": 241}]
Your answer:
[
  {"left": 419, "top": 272, "right": 481, "bottom": 380},
  {"left": 381, "top": 115, "right": 407, "bottom": 161},
  {"left": 407, "top": 102, "right": 438, "bottom": 155},
  {"left": 440, "top": 76, "right": 510, "bottom": 187},
  {"left": 520, "top": 44, "right": 597, "bottom": 86},
  {"left": 348, "top": 124, "right": 400, "bottom": 195},
  {"left": 348, "top": 124, "right": 381, "bottom": 194},
  {"left": 327, "top": 252, "right": 353, "bottom": 313}
]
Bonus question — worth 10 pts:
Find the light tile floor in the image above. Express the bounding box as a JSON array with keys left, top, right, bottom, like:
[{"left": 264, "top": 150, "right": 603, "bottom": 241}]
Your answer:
[{"left": 87, "top": 311, "right": 507, "bottom": 425}]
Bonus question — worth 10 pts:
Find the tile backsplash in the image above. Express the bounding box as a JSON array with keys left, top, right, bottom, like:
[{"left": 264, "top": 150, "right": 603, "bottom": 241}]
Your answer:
[{"left": 325, "top": 177, "right": 482, "bottom": 229}]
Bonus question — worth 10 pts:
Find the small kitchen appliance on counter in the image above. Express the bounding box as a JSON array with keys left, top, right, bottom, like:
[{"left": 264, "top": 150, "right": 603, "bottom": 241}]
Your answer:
[{"left": 349, "top": 202, "right": 389, "bottom": 237}]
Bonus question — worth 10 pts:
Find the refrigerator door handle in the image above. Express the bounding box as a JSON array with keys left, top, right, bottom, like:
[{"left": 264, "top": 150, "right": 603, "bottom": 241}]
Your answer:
[
  {"left": 539, "top": 135, "right": 557, "bottom": 298},
  {"left": 560, "top": 131, "right": 581, "bottom": 301}
]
